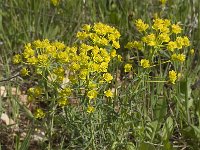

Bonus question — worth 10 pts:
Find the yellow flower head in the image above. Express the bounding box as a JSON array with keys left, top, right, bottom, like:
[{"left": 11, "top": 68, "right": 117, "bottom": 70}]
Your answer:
[
  {"left": 171, "top": 24, "right": 182, "bottom": 34},
  {"left": 37, "top": 54, "right": 49, "bottom": 67},
  {"left": 176, "top": 54, "right": 186, "bottom": 62},
  {"left": 140, "top": 59, "right": 150, "bottom": 68},
  {"left": 87, "top": 106, "right": 95, "bottom": 113},
  {"left": 57, "top": 98, "right": 69, "bottom": 107},
  {"left": 23, "top": 46, "right": 35, "bottom": 59},
  {"left": 112, "top": 41, "right": 120, "bottom": 49},
  {"left": 158, "top": 33, "right": 170, "bottom": 43},
  {"left": 51, "top": 0, "right": 60, "bottom": 6},
  {"left": 28, "top": 86, "right": 42, "bottom": 97},
  {"left": 176, "top": 37, "right": 184, "bottom": 49},
  {"left": 117, "top": 55, "right": 122, "bottom": 62},
  {"left": 167, "top": 41, "right": 177, "bottom": 52},
  {"left": 169, "top": 70, "right": 177, "bottom": 84},
  {"left": 125, "top": 41, "right": 143, "bottom": 50},
  {"left": 12, "top": 54, "right": 21, "bottom": 64},
  {"left": 79, "top": 69, "right": 88, "bottom": 80},
  {"left": 183, "top": 36, "right": 190, "bottom": 47},
  {"left": 160, "top": 0, "right": 167, "bottom": 5},
  {"left": 103, "top": 73, "right": 113, "bottom": 83},
  {"left": 82, "top": 24, "right": 91, "bottom": 32},
  {"left": 59, "top": 88, "right": 72, "bottom": 97},
  {"left": 124, "top": 64, "right": 132, "bottom": 72},
  {"left": 99, "top": 62, "right": 108, "bottom": 72},
  {"left": 34, "top": 108, "right": 45, "bottom": 119},
  {"left": 171, "top": 53, "right": 185, "bottom": 62},
  {"left": 135, "top": 19, "right": 149, "bottom": 32},
  {"left": 110, "top": 49, "right": 117, "bottom": 58},
  {"left": 104, "top": 89, "right": 114, "bottom": 98},
  {"left": 142, "top": 34, "right": 156, "bottom": 46},
  {"left": 88, "top": 81, "right": 97, "bottom": 89},
  {"left": 153, "top": 18, "right": 170, "bottom": 33},
  {"left": 20, "top": 67, "right": 29, "bottom": 76},
  {"left": 26, "top": 56, "right": 37, "bottom": 65},
  {"left": 190, "top": 49, "right": 194, "bottom": 55},
  {"left": 87, "top": 90, "right": 98, "bottom": 100}
]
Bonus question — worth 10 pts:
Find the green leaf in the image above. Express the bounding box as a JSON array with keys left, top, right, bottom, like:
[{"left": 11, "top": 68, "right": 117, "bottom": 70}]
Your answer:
[
  {"left": 138, "top": 142, "right": 155, "bottom": 150},
  {"left": 126, "top": 142, "right": 136, "bottom": 150},
  {"left": 162, "top": 117, "right": 174, "bottom": 141}
]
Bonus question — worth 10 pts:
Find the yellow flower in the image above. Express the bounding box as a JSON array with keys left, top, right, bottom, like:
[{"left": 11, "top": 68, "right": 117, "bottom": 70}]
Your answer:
[
  {"left": 27, "top": 56, "right": 37, "bottom": 65},
  {"left": 87, "top": 90, "right": 98, "bottom": 100},
  {"left": 152, "top": 18, "right": 164, "bottom": 31},
  {"left": 167, "top": 41, "right": 177, "bottom": 52},
  {"left": 57, "top": 98, "right": 69, "bottom": 107},
  {"left": 87, "top": 106, "right": 95, "bottom": 113},
  {"left": 158, "top": 33, "right": 170, "bottom": 43},
  {"left": 59, "top": 88, "right": 72, "bottom": 97},
  {"left": 124, "top": 64, "right": 132, "bottom": 72},
  {"left": 12, "top": 54, "right": 21, "bottom": 64},
  {"left": 171, "top": 54, "right": 177, "bottom": 61},
  {"left": 176, "top": 54, "right": 186, "bottom": 62},
  {"left": 90, "top": 63, "right": 99, "bottom": 72},
  {"left": 152, "top": 18, "right": 170, "bottom": 33},
  {"left": 100, "top": 38, "right": 109, "bottom": 46},
  {"left": 37, "top": 54, "right": 49, "bottom": 67},
  {"left": 70, "top": 62, "right": 80, "bottom": 71},
  {"left": 99, "top": 62, "right": 108, "bottom": 72},
  {"left": 28, "top": 86, "right": 42, "bottom": 97},
  {"left": 140, "top": 59, "right": 150, "bottom": 68},
  {"left": 176, "top": 37, "right": 184, "bottom": 49},
  {"left": 53, "top": 67, "right": 64, "bottom": 76},
  {"left": 135, "top": 19, "right": 149, "bottom": 32},
  {"left": 88, "top": 81, "right": 97, "bottom": 89},
  {"left": 110, "top": 49, "right": 117, "bottom": 58},
  {"left": 79, "top": 69, "right": 88, "bottom": 80},
  {"left": 23, "top": 47, "right": 35, "bottom": 59},
  {"left": 103, "top": 73, "right": 113, "bottom": 83},
  {"left": 160, "top": 0, "right": 167, "bottom": 5},
  {"left": 125, "top": 41, "right": 143, "bottom": 50},
  {"left": 183, "top": 36, "right": 190, "bottom": 47},
  {"left": 171, "top": 24, "right": 182, "bottom": 34},
  {"left": 51, "top": 0, "right": 60, "bottom": 6},
  {"left": 117, "top": 55, "right": 122, "bottom": 62},
  {"left": 69, "top": 74, "right": 78, "bottom": 84},
  {"left": 20, "top": 68, "right": 29, "bottom": 76},
  {"left": 104, "top": 89, "right": 114, "bottom": 98},
  {"left": 52, "top": 41, "right": 65, "bottom": 50},
  {"left": 82, "top": 24, "right": 91, "bottom": 32},
  {"left": 142, "top": 34, "right": 156, "bottom": 46},
  {"left": 76, "top": 31, "right": 89, "bottom": 40},
  {"left": 190, "top": 49, "right": 194, "bottom": 55},
  {"left": 171, "top": 53, "right": 185, "bottom": 62},
  {"left": 169, "top": 70, "right": 177, "bottom": 84},
  {"left": 34, "top": 108, "right": 45, "bottom": 119},
  {"left": 112, "top": 41, "right": 120, "bottom": 49}
]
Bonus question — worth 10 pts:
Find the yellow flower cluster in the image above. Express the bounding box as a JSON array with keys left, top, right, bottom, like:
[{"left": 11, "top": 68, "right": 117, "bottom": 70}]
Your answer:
[
  {"left": 124, "top": 64, "right": 132, "bottom": 72},
  {"left": 13, "top": 23, "right": 120, "bottom": 116},
  {"left": 125, "top": 18, "right": 192, "bottom": 84},
  {"left": 171, "top": 53, "right": 186, "bottom": 62},
  {"left": 140, "top": 59, "right": 150, "bottom": 68},
  {"left": 135, "top": 19, "right": 149, "bottom": 32},
  {"left": 169, "top": 70, "right": 177, "bottom": 84},
  {"left": 34, "top": 108, "right": 45, "bottom": 119},
  {"left": 76, "top": 22, "right": 121, "bottom": 49}
]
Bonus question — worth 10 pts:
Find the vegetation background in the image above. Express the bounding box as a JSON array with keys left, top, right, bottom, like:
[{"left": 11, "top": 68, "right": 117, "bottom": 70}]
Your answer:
[{"left": 0, "top": 0, "right": 200, "bottom": 149}]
